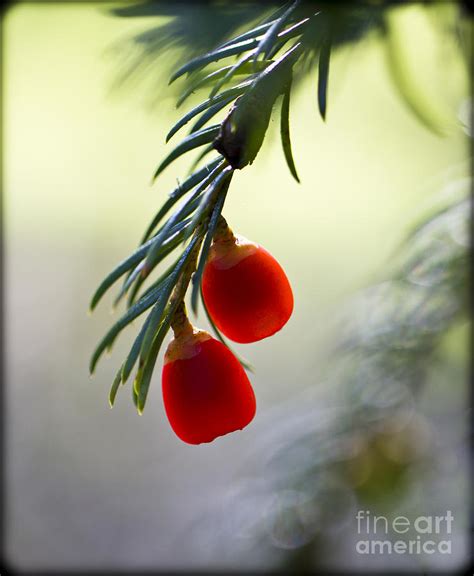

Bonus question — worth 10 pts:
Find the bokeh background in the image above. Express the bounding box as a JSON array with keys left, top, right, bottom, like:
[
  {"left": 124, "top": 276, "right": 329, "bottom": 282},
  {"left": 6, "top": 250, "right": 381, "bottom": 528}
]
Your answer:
[{"left": 3, "top": 2, "right": 471, "bottom": 572}]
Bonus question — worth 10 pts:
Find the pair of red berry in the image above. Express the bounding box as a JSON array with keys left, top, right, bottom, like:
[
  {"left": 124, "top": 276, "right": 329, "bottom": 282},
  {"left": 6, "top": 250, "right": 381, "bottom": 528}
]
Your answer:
[{"left": 162, "top": 224, "right": 294, "bottom": 444}]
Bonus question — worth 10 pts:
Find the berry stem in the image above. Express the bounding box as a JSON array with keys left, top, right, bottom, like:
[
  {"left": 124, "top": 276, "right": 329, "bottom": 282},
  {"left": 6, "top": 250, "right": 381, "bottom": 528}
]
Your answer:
[
  {"left": 169, "top": 174, "right": 236, "bottom": 339},
  {"left": 214, "top": 215, "right": 236, "bottom": 244},
  {"left": 168, "top": 232, "right": 203, "bottom": 338},
  {"left": 170, "top": 300, "right": 194, "bottom": 339}
]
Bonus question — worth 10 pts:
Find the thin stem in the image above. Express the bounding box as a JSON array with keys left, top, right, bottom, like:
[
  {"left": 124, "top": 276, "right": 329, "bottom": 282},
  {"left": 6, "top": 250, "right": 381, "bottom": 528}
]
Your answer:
[
  {"left": 168, "top": 235, "right": 203, "bottom": 337},
  {"left": 170, "top": 300, "right": 193, "bottom": 339},
  {"left": 213, "top": 215, "right": 236, "bottom": 244}
]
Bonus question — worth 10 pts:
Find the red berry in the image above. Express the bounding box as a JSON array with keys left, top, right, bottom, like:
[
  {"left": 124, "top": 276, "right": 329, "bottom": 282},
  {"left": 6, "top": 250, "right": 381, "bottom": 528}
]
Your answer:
[
  {"left": 202, "top": 235, "right": 294, "bottom": 343},
  {"left": 162, "top": 329, "right": 256, "bottom": 444}
]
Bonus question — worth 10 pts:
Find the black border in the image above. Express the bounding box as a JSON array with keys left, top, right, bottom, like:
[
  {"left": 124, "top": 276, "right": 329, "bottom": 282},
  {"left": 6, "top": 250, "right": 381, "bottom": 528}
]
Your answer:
[{"left": 0, "top": 1, "right": 472, "bottom": 575}]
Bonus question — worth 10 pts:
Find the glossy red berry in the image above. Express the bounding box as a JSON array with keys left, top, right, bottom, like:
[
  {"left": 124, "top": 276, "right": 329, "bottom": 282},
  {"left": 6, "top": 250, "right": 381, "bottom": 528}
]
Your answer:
[
  {"left": 162, "top": 329, "right": 256, "bottom": 444},
  {"left": 202, "top": 234, "right": 294, "bottom": 343}
]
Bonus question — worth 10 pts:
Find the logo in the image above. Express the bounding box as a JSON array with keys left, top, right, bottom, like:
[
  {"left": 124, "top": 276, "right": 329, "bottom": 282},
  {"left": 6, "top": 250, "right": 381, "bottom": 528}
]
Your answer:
[{"left": 355, "top": 510, "right": 453, "bottom": 555}]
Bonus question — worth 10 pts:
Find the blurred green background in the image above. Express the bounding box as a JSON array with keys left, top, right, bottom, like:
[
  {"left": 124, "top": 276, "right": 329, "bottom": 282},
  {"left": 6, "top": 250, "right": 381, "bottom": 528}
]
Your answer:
[{"left": 3, "top": 2, "right": 470, "bottom": 571}]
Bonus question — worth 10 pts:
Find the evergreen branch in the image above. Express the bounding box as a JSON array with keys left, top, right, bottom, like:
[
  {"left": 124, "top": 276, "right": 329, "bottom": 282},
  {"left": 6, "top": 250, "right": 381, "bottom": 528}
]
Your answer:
[
  {"left": 217, "top": 19, "right": 277, "bottom": 50},
  {"left": 113, "top": 221, "right": 190, "bottom": 308},
  {"left": 214, "top": 41, "right": 303, "bottom": 169},
  {"left": 207, "top": 52, "right": 261, "bottom": 101},
  {"left": 90, "top": 276, "right": 170, "bottom": 374},
  {"left": 121, "top": 312, "right": 153, "bottom": 385},
  {"left": 253, "top": 0, "right": 301, "bottom": 63},
  {"left": 135, "top": 314, "right": 172, "bottom": 414},
  {"left": 153, "top": 125, "right": 221, "bottom": 180},
  {"left": 189, "top": 95, "right": 237, "bottom": 134},
  {"left": 108, "top": 366, "right": 123, "bottom": 408},
  {"left": 139, "top": 233, "right": 204, "bottom": 363},
  {"left": 92, "top": 2, "right": 317, "bottom": 406},
  {"left": 143, "top": 160, "right": 227, "bottom": 276},
  {"left": 190, "top": 189, "right": 230, "bottom": 315},
  {"left": 182, "top": 168, "right": 233, "bottom": 244},
  {"left": 135, "top": 171, "right": 233, "bottom": 412},
  {"left": 141, "top": 157, "right": 222, "bottom": 243},
  {"left": 169, "top": 38, "right": 264, "bottom": 84},
  {"left": 94, "top": 2, "right": 468, "bottom": 412},
  {"left": 317, "top": 25, "right": 332, "bottom": 121},
  {"left": 176, "top": 62, "right": 268, "bottom": 107},
  {"left": 166, "top": 82, "right": 252, "bottom": 142},
  {"left": 169, "top": 14, "right": 310, "bottom": 84},
  {"left": 128, "top": 260, "right": 176, "bottom": 309},
  {"left": 280, "top": 76, "right": 300, "bottom": 183},
  {"left": 186, "top": 144, "right": 216, "bottom": 175},
  {"left": 90, "top": 228, "right": 179, "bottom": 312}
]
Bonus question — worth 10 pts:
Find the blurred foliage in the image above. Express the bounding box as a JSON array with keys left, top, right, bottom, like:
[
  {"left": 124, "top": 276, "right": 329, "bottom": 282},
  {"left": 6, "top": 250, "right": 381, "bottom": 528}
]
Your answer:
[{"left": 110, "top": 1, "right": 471, "bottom": 119}]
